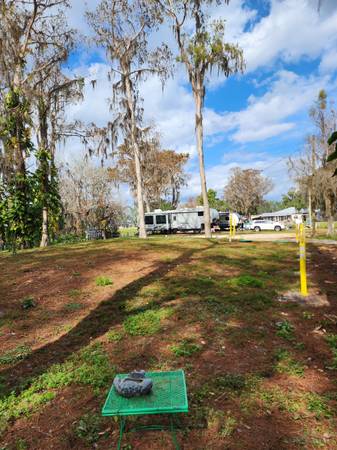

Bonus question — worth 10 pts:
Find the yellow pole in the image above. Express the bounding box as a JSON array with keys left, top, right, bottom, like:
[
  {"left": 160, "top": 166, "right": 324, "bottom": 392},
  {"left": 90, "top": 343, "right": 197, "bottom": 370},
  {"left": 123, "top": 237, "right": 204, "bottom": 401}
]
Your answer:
[
  {"left": 229, "top": 213, "right": 232, "bottom": 242},
  {"left": 233, "top": 214, "right": 236, "bottom": 239},
  {"left": 299, "top": 223, "right": 308, "bottom": 296}
]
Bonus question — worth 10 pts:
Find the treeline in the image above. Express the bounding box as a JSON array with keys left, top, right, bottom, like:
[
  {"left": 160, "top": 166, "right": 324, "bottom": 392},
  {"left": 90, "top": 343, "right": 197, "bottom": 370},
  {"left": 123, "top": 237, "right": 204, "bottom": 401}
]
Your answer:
[
  {"left": 0, "top": 0, "right": 244, "bottom": 249},
  {"left": 290, "top": 90, "right": 337, "bottom": 236}
]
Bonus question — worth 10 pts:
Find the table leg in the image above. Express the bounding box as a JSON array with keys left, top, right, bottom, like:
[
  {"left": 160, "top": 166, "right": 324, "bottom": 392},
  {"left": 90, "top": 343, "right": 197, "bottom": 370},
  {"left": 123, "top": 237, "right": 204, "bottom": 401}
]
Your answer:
[
  {"left": 170, "top": 415, "right": 180, "bottom": 450},
  {"left": 117, "top": 417, "right": 125, "bottom": 450}
]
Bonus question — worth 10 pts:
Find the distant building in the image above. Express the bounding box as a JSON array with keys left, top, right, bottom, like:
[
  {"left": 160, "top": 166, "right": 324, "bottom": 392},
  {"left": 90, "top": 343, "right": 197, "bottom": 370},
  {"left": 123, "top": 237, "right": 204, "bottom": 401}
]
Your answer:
[{"left": 252, "top": 207, "right": 308, "bottom": 224}]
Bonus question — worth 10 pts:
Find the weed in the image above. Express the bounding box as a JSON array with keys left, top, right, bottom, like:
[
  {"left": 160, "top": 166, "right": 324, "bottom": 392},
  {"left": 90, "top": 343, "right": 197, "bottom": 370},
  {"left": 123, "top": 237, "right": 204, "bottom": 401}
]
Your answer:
[
  {"left": 215, "top": 374, "right": 246, "bottom": 391},
  {"left": 124, "top": 308, "right": 172, "bottom": 336},
  {"left": 95, "top": 276, "right": 113, "bottom": 286},
  {"left": 0, "top": 345, "right": 31, "bottom": 365},
  {"left": 170, "top": 339, "right": 201, "bottom": 357},
  {"left": 75, "top": 413, "right": 104, "bottom": 444},
  {"left": 21, "top": 296, "right": 36, "bottom": 309},
  {"left": 325, "top": 334, "right": 337, "bottom": 369},
  {"left": 15, "top": 438, "right": 28, "bottom": 450},
  {"left": 68, "top": 289, "right": 82, "bottom": 298},
  {"left": 228, "top": 275, "right": 264, "bottom": 288},
  {"left": 221, "top": 414, "right": 237, "bottom": 437},
  {"left": 306, "top": 393, "right": 333, "bottom": 419},
  {"left": 275, "top": 320, "right": 295, "bottom": 341},
  {"left": 64, "top": 302, "right": 83, "bottom": 311},
  {"left": 72, "top": 272, "right": 81, "bottom": 277},
  {"left": 106, "top": 329, "right": 124, "bottom": 343},
  {"left": 274, "top": 349, "right": 305, "bottom": 377},
  {"left": 302, "top": 311, "right": 314, "bottom": 320}
]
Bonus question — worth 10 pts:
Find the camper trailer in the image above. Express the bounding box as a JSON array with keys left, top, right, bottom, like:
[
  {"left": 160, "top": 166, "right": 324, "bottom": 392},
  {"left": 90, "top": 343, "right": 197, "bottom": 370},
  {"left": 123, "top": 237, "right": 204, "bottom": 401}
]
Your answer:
[{"left": 144, "top": 207, "right": 219, "bottom": 234}]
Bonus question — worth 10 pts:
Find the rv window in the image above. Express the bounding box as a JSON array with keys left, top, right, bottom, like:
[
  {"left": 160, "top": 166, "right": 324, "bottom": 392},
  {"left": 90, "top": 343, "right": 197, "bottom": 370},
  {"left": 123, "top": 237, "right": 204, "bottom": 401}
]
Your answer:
[
  {"left": 173, "top": 216, "right": 176, "bottom": 221},
  {"left": 156, "top": 215, "right": 166, "bottom": 224},
  {"left": 145, "top": 215, "right": 154, "bottom": 225},
  {"left": 198, "top": 211, "right": 204, "bottom": 216}
]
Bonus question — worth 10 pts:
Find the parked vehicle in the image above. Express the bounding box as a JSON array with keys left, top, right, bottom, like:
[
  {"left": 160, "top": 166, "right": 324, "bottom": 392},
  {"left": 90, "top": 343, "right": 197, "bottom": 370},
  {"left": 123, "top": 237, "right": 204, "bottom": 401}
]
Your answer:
[
  {"left": 250, "top": 220, "right": 285, "bottom": 232},
  {"left": 144, "top": 207, "right": 219, "bottom": 234},
  {"left": 218, "top": 212, "right": 241, "bottom": 231}
]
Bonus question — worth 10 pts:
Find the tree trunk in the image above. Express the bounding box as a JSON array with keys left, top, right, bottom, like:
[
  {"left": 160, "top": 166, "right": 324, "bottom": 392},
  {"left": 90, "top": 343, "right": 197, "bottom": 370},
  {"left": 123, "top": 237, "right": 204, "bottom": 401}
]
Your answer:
[
  {"left": 124, "top": 72, "right": 147, "bottom": 239},
  {"left": 143, "top": 191, "right": 151, "bottom": 213},
  {"left": 308, "top": 186, "right": 316, "bottom": 237},
  {"left": 38, "top": 104, "right": 50, "bottom": 247},
  {"left": 40, "top": 207, "right": 49, "bottom": 246},
  {"left": 325, "top": 194, "right": 334, "bottom": 236},
  {"left": 194, "top": 82, "right": 211, "bottom": 238}
]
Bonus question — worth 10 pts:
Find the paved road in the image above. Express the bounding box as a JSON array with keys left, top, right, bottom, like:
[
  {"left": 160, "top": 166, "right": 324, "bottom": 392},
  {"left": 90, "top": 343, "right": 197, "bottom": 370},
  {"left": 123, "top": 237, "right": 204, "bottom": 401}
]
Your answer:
[{"left": 190, "top": 232, "right": 337, "bottom": 244}]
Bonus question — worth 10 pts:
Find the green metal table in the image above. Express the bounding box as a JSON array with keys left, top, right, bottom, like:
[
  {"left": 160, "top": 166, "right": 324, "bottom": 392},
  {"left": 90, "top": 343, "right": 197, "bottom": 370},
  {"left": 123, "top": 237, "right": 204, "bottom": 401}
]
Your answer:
[{"left": 102, "top": 370, "right": 188, "bottom": 450}]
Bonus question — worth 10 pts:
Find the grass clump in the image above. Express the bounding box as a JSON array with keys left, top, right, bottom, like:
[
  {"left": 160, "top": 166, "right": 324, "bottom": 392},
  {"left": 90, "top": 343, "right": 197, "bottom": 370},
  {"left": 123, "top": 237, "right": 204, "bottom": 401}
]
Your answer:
[
  {"left": 325, "top": 334, "right": 337, "bottom": 369},
  {"left": 95, "top": 276, "right": 113, "bottom": 286},
  {"left": 75, "top": 413, "right": 106, "bottom": 444},
  {"left": 274, "top": 349, "right": 305, "bottom": 377},
  {"left": 306, "top": 393, "right": 334, "bottom": 419},
  {"left": 206, "top": 409, "right": 237, "bottom": 437},
  {"left": 228, "top": 275, "right": 264, "bottom": 288},
  {"left": 170, "top": 339, "right": 201, "bottom": 357},
  {"left": 65, "top": 302, "right": 83, "bottom": 311},
  {"left": 21, "top": 296, "right": 36, "bottom": 309},
  {"left": 0, "top": 345, "right": 31, "bottom": 365},
  {"left": 215, "top": 373, "right": 246, "bottom": 391},
  {"left": 68, "top": 289, "right": 82, "bottom": 298},
  {"left": 275, "top": 320, "right": 295, "bottom": 341},
  {"left": 106, "top": 329, "right": 124, "bottom": 343},
  {"left": 124, "top": 308, "right": 172, "bottom": 336}
]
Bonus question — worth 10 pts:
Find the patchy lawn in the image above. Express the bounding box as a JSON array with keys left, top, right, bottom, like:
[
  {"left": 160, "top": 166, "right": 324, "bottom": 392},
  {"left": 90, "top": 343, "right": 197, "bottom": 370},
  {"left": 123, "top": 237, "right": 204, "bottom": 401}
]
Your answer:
[{"left": 0, "top": 237, "right": 337, "bottom": 449}]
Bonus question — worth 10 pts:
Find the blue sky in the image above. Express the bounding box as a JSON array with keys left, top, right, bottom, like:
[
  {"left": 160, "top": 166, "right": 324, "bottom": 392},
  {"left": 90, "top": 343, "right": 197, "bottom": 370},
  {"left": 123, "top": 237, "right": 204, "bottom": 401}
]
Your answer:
[{"left": 61, "top": 0, "right": 337, "bottom": 202}]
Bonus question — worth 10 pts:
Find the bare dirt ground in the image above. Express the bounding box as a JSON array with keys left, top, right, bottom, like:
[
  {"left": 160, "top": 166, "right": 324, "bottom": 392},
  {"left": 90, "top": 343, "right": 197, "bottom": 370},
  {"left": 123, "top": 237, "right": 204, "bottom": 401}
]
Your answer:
[{"left": 1, "top": 237, "right": 337, "bottom": 450}]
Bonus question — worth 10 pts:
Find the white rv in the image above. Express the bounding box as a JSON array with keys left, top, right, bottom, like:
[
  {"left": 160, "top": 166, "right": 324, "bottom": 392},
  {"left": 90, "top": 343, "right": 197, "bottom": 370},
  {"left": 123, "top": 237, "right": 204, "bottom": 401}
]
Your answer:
[{"left": 144, "top": 207, "right": 219, "bottom": 234}]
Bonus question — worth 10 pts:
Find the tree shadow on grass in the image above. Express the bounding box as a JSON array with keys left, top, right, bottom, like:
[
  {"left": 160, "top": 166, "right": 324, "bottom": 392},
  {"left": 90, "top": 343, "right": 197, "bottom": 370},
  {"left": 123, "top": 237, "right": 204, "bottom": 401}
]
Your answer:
[{"left": 0, "top": 243, "right": 216, "bottom": 395}]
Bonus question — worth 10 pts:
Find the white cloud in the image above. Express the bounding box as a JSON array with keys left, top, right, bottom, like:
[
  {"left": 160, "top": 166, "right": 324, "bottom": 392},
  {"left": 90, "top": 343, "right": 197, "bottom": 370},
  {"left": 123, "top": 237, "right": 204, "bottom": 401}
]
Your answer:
[
  {"left": 182, "top": 153, "right": 291, "bottom": 200},
  {"left": 228, "top": 70, "right": 331, "bottom": 143},
  {"left": 240, "top": 0, "right": 337, "bottom": 72}
]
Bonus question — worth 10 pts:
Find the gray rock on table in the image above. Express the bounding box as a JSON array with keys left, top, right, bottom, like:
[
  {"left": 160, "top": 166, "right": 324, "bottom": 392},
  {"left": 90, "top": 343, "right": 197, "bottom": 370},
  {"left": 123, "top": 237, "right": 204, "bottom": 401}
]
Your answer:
[{"left": 113, "top": 370, "right": 153, "bottom": 398}]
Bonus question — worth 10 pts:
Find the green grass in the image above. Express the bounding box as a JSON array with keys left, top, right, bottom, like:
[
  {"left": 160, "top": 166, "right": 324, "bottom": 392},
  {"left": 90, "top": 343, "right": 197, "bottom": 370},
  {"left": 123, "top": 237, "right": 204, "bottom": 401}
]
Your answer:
[
  {"left": 21, "top": 296, "right": 36, "bottom": 309},
  {"left": 95, "top": 276, "right": 113, "bottom": 286},
  {"left": 275, "top": 320, "right": 295, "bottom": 341},
  {"left": 325, "top": 334, "right": 337, "bottom": 369},
  {"left": 106, "top": 329, "right": 124, "bottom": 343},
  {"left": 274, "top": 349, "right": 305, "bottom": 377},
  {"left": 124, "top": 308, "right": 173, "bottom": 336},
  {"left": 170, "top": 339, "right": 201, "bottom": 357},
  {"left": 64, "top": 302, "right": 83, "bottom": 311},
  {"left": 68, "top": 289, "right": 82, "bottom": 298},
  {"left": 0, "top": 343, "right": 114, "bottom": 432},
  {"left": 227, "top": 275, "right": 264, "bottom": 288},
  {"left": 75, "top": 413, "right": 106, "bottom": 445},
  {"left": 0, "top": 345, "right": 31, "bottom": 365}
]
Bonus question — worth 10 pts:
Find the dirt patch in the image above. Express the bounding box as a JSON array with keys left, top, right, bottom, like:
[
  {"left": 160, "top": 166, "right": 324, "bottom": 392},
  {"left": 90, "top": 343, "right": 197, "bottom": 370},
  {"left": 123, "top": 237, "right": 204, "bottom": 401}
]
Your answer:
[{"left": 1, "top": 239, "right": 337, "bottom": 450}]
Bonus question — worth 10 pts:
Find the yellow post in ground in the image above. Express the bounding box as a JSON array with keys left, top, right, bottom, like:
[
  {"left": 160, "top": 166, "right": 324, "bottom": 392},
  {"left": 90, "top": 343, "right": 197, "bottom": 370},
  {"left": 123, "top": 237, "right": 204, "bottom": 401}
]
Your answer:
[
  {"left": 299, "top": 223, "right": 308, "bottom": 296},
  {"left": 229, "top": 213, "right": 232, "bottom": 242}
]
